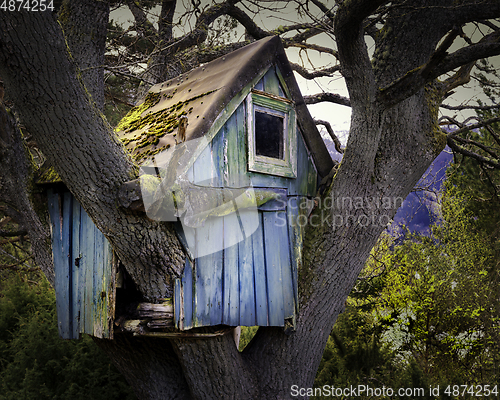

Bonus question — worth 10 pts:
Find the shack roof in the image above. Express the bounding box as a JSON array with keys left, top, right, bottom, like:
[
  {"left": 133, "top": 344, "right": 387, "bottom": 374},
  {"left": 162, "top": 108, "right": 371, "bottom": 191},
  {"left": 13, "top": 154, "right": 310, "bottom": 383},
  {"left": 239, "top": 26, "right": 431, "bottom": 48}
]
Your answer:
[{"left": 116, "top": 36, "right": 333, "bottom": 177}]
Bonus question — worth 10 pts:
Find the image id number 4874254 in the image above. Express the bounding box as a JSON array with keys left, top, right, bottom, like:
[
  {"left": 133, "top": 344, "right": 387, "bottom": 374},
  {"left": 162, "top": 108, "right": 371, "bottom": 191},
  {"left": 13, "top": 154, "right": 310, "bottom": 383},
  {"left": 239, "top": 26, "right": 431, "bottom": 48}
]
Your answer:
[
  {"left": 444, "top": 385, "right": 499, "bottom": 397},
  {"left": 0, "top": 0, "right": 54, "bottom": 11}
]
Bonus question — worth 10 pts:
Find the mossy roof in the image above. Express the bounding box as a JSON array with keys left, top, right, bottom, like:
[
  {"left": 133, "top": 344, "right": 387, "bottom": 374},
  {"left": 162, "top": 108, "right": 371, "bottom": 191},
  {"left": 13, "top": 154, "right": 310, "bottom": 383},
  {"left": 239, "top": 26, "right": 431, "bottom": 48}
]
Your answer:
[{"left": 116, "top": 36, "right": 334, "bottom": 178}]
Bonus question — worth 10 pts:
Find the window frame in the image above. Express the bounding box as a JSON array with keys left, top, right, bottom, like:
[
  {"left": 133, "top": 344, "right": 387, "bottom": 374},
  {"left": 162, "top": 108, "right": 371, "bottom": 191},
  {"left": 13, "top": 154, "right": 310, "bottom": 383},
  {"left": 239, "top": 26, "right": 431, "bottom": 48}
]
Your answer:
[{"left": 246, "top": 90, "right": 297, "bottom": 178}]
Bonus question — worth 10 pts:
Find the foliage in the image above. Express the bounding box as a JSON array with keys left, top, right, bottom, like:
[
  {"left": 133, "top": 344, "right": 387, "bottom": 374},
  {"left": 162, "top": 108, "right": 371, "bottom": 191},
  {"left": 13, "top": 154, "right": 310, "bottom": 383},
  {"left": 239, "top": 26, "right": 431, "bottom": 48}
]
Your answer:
[
  {"left": 238, "top": 326, "right": 258, "bottom": 352},
  {"left": 313, "top": 179, "right": 500, "bottom": 396},
  {"left": 0, "top": 271, "right": 136, "bottom": 400}
]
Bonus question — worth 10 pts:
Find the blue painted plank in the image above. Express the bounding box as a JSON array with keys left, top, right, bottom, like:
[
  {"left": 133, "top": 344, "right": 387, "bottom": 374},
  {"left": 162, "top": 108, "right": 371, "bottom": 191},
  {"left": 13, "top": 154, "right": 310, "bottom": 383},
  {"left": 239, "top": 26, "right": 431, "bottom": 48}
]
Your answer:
[
  {"left": 289, "top": 131, "right": 308, "bottom": 196},
  {"left": 71, "top": 199, "right": 82, "bottom": 339},
  {"left": 287, "top": 197, "right": 304, "bottom": 316},
  {"left": 193, "top": 254, "right": 209, "bottom": 326},
  {"left": 192, "top": 141, "right": 215, "bottom": 185},
  {"left": 263, "top": 212, "right": 285, "bottom": 326},
  {"left": 210, "top": 125, "right": 225, "bottom": 188},
  {"left": 279, "top": 215, "right": 295, "bottom": 320},
  {"left": 182, "top": 225, "right": 196, "bottom": 259},
  {"left": 238, "top": 210, "right": 255, "bottom": 326},
  {"left": 81, "top": 208, "right": 95, "bottom": 335},
  {"left": 252, "top": 212, "right": 268, "bottom": 326},
  {"left": 47, "top": 190, "right": 68, "bottom": 338},
  {"left": 58, "top": 192, "right": 73, "bottom": 338},
  {"left": 93, "top": 224, "right": 106, "bottom": 337},
  {"left": 222, "top": 215, "right": 240, "bottom": 325},
  {"left": 102, "top": 232, "right": 113, "bottom": 338},
  {"left": 193, "top": 217, "right": 222, "bottom": 326},
  {"left": 225, "top": 102, "right": 250, "bottom": 188},
  {"left": 181, "top": 258, "right": 193, "bottom": 330},
  {"left": 210, "top": 244, "right": 224, "bottom": 326},
  {"left": 174, "top": 278, "right": 182, "bottom": 329},
  {"left": 262, "top": 67, "right": 282, "bottom": 97}
]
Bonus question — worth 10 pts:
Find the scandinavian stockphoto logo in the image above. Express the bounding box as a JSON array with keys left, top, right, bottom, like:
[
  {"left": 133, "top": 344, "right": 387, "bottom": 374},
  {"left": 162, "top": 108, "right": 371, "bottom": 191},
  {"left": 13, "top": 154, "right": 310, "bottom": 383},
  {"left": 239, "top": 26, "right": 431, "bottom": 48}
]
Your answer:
[
  {"left": 139, "top": 137, "right": 402, "bottom": 257},
  {"left": 139, "top": 137, "right": 264, "bottom": 258}
]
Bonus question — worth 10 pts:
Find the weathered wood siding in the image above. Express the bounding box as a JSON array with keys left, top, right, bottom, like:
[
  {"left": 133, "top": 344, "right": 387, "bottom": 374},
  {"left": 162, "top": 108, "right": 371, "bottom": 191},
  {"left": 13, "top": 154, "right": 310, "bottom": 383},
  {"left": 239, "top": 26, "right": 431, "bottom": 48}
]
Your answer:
[
  {"left": 174, "top": 67, "right": 318, "bottom": 329},
  {"left": 47, "top": 189, "right": 115, "bottom": 339}
]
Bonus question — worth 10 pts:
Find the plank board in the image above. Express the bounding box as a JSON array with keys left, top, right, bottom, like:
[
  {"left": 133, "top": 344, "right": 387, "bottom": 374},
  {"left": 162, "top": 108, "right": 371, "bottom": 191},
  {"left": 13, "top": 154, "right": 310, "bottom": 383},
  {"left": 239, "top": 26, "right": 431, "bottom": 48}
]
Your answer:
[
  {"left": 263, "top": 212, "right": 285, "bottom": 326},
  {"left": 252, "top": 213, "right": 268, "bottom": 326},
  {"left": 222, "top": 215, "right": 240, "bottom": 325},
  {"left": 238, "top": 210, "right": 256, "bottom": 326},
  {"left": 71, "top": 196, "right": 82, "bottom": 339},
  {"left": 262, "top": 67, "right": 283, "bottom": 97},
  {"left": 48, "top": 191, "right": 114, "bottom": 339},
  {"left": 47, "top": 190, "right": 69, "bottom": 338}
]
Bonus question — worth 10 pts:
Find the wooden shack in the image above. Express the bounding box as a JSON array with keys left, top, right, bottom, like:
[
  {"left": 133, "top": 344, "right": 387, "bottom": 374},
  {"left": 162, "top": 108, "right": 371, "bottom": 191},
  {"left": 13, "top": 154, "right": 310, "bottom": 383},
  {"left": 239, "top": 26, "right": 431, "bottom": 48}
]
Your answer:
[{"left": 44, "top": 36, "right": 333, "bottom": 339}]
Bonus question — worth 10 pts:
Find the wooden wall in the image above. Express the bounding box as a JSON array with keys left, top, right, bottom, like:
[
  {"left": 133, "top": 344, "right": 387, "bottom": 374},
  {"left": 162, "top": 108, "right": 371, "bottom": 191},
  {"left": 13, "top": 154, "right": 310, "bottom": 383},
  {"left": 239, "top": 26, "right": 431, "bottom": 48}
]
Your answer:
[
  {"left": 47, "top": 189, "right": 115, "bottom": 339},
  {"left": 174, "top": 66, "right": 318, "bottom": 329}
]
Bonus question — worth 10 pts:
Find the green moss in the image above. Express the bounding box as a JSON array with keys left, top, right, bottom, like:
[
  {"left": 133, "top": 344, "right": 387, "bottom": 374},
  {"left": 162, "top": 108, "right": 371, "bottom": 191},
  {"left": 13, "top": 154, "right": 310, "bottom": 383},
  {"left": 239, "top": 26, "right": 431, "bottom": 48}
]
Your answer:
[
  {"left": 116, "top": 89, "right": 217, "bottom": 163},
  {"left": 37, "top": 166, "right": 61, "bottom": 184},
  {"left": 116, "top": 92, "right": 162, "bottom": 132}
]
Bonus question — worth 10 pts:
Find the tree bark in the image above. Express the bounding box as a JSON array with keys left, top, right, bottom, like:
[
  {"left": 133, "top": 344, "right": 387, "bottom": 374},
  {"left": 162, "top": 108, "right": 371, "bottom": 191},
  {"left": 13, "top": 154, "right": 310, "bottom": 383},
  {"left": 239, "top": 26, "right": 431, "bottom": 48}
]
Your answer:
[{"left": 58, "top": 0, "right": 110, "bottom": 110}]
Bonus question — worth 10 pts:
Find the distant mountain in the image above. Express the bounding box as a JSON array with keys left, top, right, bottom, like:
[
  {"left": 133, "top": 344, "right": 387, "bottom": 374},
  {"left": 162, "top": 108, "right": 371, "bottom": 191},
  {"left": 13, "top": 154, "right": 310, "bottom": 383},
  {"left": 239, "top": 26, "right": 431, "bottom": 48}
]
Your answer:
[
  {"left": 392, "top": 148, "right": 453, "bottom": 234},
  {"left": 322, "top": 133, "right": 453, "bottom": 235}
]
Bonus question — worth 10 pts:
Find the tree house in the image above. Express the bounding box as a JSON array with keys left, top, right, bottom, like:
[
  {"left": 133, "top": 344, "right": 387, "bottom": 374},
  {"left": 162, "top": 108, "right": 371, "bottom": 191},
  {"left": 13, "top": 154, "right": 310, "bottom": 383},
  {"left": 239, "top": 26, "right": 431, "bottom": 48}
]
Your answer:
[{"left": 43, "top": 36, "right": 334, "bottom": 339}]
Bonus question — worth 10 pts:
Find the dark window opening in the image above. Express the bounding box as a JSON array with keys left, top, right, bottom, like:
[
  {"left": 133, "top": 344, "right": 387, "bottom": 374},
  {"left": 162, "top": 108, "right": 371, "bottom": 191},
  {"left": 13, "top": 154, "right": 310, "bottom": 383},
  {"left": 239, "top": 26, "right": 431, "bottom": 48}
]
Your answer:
[{"left": 255, "top": 111, "right": 284, "bottom": 159}]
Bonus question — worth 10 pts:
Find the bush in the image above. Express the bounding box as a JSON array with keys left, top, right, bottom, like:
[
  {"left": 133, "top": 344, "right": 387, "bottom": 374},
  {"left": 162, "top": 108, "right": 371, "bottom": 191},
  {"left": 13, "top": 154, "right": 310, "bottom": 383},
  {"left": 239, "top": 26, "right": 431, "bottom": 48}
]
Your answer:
[{"left": 0, "top": 271, "right": 136, "bottom": 400}]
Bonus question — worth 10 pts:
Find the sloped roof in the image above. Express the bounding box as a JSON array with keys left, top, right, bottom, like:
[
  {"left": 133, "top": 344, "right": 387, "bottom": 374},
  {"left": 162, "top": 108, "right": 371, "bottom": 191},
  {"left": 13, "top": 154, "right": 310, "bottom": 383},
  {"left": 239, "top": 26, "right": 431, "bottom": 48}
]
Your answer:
[{"left": 116, "top": 36, "right": 333, "bottom": 177}]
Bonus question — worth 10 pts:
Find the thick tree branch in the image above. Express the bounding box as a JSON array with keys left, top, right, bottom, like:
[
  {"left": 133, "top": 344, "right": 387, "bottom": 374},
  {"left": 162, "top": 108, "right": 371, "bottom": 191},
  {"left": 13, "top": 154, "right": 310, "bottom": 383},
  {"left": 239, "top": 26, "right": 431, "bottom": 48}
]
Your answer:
[
  {"left": 0, "top": 228, "right": 27, "bottom": 238},
  {"left": 450, "top": 1, "right": 500, "bottom": 25},
  {"left": 145, "top": 0, "right": 265, "bottom": 86},
  {"left": 432, "top": 30, "right": 500, "bottom": 79},
  {"left": 0, "top": 105, "right": 54, "bottom": 284},
  {"left": 226, "top": 4, "right": 270, "bottom": 39},
  {"left": 284, "top": 41, "right": 337, "bottom": 56},
  {"left": 441, "top": 103, "right": 500, "bottom": 111},
  {"left": 59, "top": 0, "right": 110, "bottom": 110},
  {"left": 304, "top": 92, "right": 350, "bottom": 107},
  {"left": 158, "top": 0, "right": 176, "bottom": 43},
  {"left": 447, "top": 137, "right": 500, "bottom": 169},
  {"left": 439, "top": 61, "right": 476, "bottom": 95},
  {"left": 378, "top": 30, "right": 500, "bottom": 107},
  {"left": 447, "top": 116, "right": 500, "bottom": 136},
  {"left": 126, "top": 0, "right": 158, "bottom": 37},
  {"left": 334, "top": 0, "right": 387, "bottom": 107},
  {"left": 315, "top": 119, "right": 344, "bottom": 153},
  {"left": 446, "top": 116, "right": 500, "bottom": 169},
  {"left": 270, "top": 22, "right": 316, "bottom": 35},
  {"left": 290, "top": 62, "right": 340, "bottom": 79}
]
